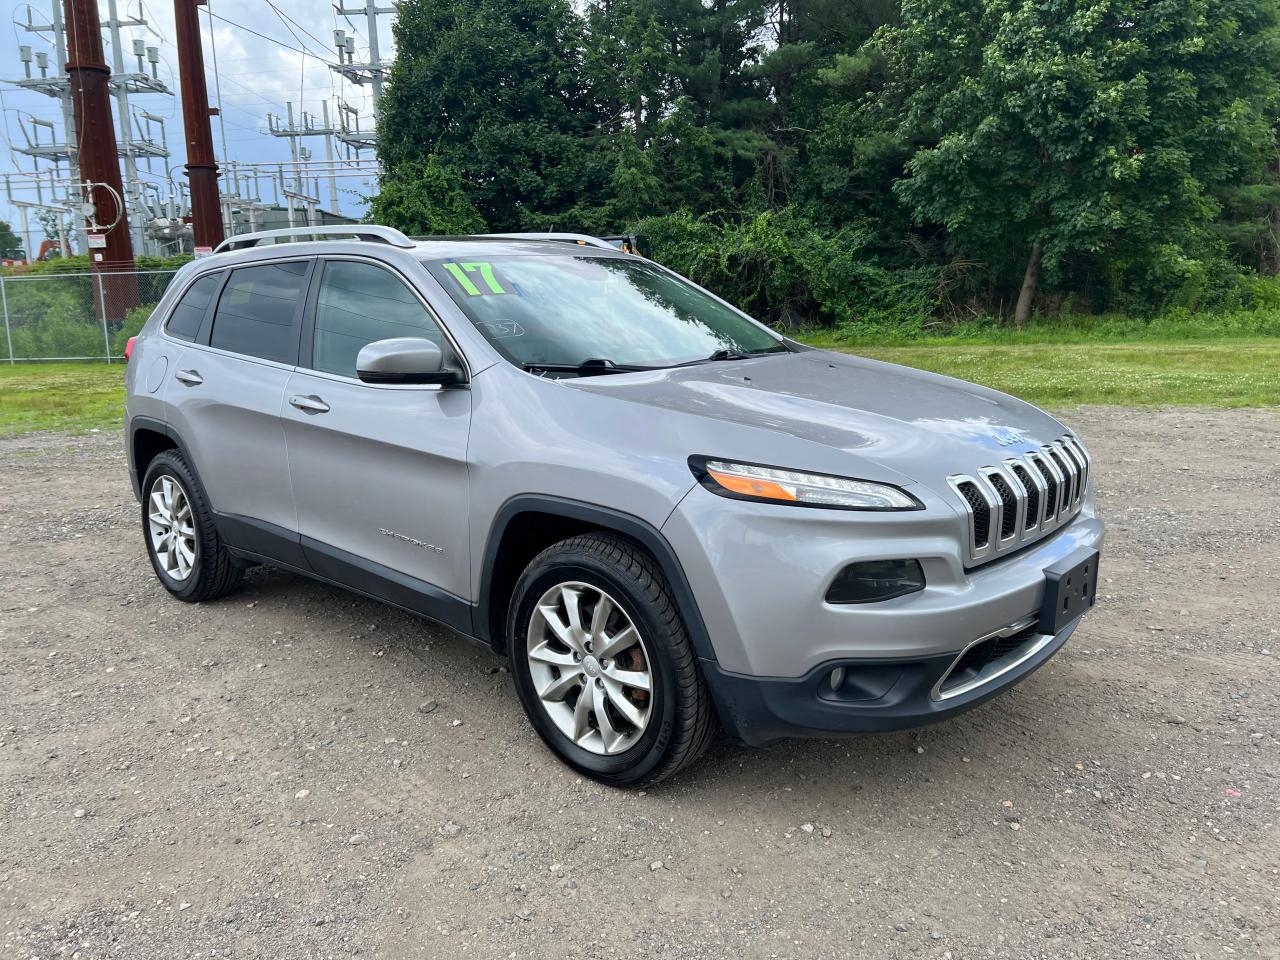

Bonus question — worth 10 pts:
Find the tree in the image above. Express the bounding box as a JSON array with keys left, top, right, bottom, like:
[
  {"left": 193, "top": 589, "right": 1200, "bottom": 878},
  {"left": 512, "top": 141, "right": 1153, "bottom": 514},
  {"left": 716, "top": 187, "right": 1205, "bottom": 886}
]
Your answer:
[
  {"left": 378, "top": 0, "right": 610, "bottom": 231},
  {"left": 366, "top": 157, "right": 487, "bottom": 235},
  {"left": 0, "top": 220, "right": 23, "bottom": 259},
  {"left": 872, "top": 0, "right": 1280, "bottom": 323}
]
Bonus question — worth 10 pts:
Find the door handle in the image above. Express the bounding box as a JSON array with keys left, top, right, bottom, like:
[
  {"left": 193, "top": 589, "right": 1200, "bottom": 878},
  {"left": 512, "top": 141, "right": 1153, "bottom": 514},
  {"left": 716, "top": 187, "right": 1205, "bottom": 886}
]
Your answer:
[
  {"left": 174, "top": 369, "right": 203, "bottom": 386},
  {"left": 289, "top": 394, "right": 330, "bottom": 414}
]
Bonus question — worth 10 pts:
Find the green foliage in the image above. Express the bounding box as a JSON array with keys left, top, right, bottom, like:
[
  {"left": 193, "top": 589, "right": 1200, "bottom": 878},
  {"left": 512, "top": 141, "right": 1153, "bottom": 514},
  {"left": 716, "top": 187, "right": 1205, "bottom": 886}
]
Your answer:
[
  {"left": 0, "top": 220, "right": 22, "bottom": 259},
  {"left": 376, "top": 0, "right": 1280, "bottom": 330},
  {"left": 638, "top": 209, "right": 938, "bottom": 329},
  {"left": 1, "top": 264, "right": 183, "bottom": 360},
  {"left": 111, "top": 305, "right": 157, "bottom": 357},
  {"left": 2, "top": 253, "right": 193, "bottom": 277},
  {"left": 366, "top": 157, "right": 487, "bottom": 235}
]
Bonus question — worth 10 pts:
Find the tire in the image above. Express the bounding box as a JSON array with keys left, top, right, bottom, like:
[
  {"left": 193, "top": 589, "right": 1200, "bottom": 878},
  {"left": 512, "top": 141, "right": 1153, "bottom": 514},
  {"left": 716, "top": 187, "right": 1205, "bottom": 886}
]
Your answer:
[
  {"left": 140, "top": 449, "right": 243, "bottom": 603},
  {"left": 507, "top": 533, "right": 717, "bottom": 787}
]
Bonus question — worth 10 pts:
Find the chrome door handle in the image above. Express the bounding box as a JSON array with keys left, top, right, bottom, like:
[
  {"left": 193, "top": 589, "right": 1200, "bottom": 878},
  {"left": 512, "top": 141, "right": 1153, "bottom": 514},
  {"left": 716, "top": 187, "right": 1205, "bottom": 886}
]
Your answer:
[
  {"left": 174, "top": 369, "right": 203, "bottom": 386},
  {"left": 289, "top": 394, "right": 330, "bottom": 414}
]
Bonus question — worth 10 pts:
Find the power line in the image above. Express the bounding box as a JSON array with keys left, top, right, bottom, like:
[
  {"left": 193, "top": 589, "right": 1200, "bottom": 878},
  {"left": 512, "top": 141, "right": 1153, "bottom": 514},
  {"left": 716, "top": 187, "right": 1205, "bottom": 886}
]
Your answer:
[
  {"left": 201, "top": 0, "right": 231, "bottom": 166},
  {"left": 265, "top": 0, "right": 338, "bottom": 61},
  {"left": 204, "top": 10, "right": 333, "bottom": 67}
]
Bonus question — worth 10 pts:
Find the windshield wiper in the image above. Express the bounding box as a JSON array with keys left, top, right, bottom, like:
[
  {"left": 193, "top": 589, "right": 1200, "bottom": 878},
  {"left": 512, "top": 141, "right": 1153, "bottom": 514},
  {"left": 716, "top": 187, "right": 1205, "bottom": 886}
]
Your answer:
[
  {"left": 522, "top": 358, "right": 652, "bottom": 377},
  {"left": 668, "top": 346, "right": 788, "bottom": 368}
]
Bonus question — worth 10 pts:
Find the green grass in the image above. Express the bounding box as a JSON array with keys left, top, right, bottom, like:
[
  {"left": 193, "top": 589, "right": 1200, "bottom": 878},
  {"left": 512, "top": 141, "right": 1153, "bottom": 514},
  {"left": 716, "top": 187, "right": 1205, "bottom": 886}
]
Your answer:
[
  {"left": 1, "top": 339, "right": 1277, "bottom": 437},
  {"left": 799, "top": 306, "right": 1280, "bottom": 347},
  {"left": 807, "top": 339, "right": 1280, "bottom": 408},
  {"left": 0, "top": 362, "right": 125, "bottom": 435}
]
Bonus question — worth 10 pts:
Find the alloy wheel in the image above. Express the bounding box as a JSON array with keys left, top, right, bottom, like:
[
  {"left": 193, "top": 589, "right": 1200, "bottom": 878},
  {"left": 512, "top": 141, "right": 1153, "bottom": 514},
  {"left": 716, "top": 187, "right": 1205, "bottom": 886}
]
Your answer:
[
  {"left": 148, "top": 475, "right": 197, "bottom": 581},
  {"left": 525, "top": 581, "right": 654, "bottom": 755}
]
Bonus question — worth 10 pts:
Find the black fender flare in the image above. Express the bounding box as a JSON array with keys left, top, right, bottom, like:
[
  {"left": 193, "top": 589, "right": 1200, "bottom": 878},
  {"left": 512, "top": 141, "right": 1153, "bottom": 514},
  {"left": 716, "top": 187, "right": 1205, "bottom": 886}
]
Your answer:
[
  {"left": 128, "top": 416, "right": 210, "bottom": 503},
  {"left": 474, "top": 495, "right": 716, "bottom": 663}
]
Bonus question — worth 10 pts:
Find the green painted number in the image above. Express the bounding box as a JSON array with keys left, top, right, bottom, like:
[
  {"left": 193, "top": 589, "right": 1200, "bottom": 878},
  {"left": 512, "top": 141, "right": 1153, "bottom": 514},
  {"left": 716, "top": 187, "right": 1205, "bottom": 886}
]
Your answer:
[
  {"left": 469, "top": 262, "right": 506, "bottom": 294},
  {"left": 442, "top": 262, "right": 481, "bottom": 296},
  {"left": 442, "top": 261, "right": 507, "bottom": 296}
]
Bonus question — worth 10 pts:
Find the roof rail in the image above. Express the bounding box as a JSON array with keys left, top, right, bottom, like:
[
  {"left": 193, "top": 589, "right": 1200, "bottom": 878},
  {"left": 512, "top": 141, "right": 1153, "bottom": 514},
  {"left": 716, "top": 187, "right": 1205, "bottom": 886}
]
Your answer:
[
  {"left": 213, "top": 225, "right": 416, "bottom": 254},
  {"left": 487, "top": 232, "right": 619, "bottom": 252}
]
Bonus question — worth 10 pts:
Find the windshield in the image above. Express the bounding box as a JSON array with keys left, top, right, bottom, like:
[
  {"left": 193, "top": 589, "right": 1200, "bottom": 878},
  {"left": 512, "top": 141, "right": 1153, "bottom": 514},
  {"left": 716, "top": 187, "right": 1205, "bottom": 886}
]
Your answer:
[{"left": 422, "top": 255, "right": 785, "bottom": 372}]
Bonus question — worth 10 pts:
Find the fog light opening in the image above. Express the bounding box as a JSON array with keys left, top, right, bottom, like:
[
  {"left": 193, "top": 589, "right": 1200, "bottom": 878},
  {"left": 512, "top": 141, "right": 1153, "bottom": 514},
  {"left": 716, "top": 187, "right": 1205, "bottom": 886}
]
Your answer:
[
  {"left": 825, "top": 559, "right": 926, "bottom": 604},
  {"left": 829, "top": 666, "right": 847, "bottom": 692}
]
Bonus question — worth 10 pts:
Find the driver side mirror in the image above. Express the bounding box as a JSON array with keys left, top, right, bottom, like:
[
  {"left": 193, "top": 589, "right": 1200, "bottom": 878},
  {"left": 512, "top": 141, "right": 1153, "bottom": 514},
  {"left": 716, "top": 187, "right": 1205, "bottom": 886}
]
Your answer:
[{"left": 356, "top": 337, "right": 464, "bottom": 387}]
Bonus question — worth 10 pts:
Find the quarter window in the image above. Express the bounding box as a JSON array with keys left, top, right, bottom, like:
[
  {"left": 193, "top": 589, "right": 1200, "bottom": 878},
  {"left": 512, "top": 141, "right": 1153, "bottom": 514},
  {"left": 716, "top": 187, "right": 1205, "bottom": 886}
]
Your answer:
[
  {"left": 311, "top": 260, "right": 444, "bottom": 378},
  {"left": 209, "top": 261, "right": 309, "bottom": 363},
  {"left": 165, "top": 273, "right": 220, "bottom": 341}
]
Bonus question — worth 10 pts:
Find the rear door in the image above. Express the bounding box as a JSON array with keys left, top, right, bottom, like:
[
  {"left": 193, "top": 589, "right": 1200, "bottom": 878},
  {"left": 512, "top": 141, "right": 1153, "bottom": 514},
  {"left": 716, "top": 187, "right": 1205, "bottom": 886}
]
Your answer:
[
  {"left": 165, "top": 258, "right": 314, "bottom": 564},
  {"left": 281, "top": 257, "right": 473, "bottom": 623}
]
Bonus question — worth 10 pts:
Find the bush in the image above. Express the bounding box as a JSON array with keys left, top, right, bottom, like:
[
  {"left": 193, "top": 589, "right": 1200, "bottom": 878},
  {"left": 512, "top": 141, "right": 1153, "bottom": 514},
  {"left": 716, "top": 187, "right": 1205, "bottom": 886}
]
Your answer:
[
  {"left": 110, "top": 305, "right": 157, "bottom": 356},
  {"left": 635, "top": 210, "right": 940, "bottom": 331}
]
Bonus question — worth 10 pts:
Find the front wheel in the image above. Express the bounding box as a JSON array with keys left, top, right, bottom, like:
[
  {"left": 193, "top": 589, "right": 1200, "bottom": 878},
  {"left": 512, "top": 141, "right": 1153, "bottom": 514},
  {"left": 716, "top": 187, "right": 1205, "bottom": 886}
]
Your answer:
[{"left": 507, "top": 533, "right": 717, "bottom": 787}]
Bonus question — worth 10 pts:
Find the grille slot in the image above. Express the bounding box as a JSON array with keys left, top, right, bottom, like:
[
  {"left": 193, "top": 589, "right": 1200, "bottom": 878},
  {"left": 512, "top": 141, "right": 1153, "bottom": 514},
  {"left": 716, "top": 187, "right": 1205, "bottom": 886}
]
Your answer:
[
  {"left": 1010, "top": 463, "right": 1040, "bottom": 529},
  {"left": 1062, "top": 440, "right": 1089, "bottom": 504},
  {"left": 986, "top": 472, "right": 1018, "bottom": 540},
  {"left": 1032, "top": 455, "right": 1060, "bottom": 521},
  {"left": 956, "top": 480, "right": 990, "bottom": 548},
  {"left": 948, "top": 434, "right": 1090, "bottom": 566},
  {"left": 1047, "top": 446, "right": 1075, "bottom": 506}
]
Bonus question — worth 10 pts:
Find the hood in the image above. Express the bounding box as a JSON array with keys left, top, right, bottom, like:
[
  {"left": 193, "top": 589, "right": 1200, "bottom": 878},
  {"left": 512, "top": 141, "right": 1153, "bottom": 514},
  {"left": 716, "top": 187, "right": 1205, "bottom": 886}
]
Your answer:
[{"left": 564, "top": 349, "right": 1070, "bottom": 490}]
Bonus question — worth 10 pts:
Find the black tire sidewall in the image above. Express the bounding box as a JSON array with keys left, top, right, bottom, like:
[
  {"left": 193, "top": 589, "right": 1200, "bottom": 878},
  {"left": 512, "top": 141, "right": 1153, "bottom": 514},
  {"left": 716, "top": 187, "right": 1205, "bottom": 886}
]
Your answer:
[
  {"left": 141, "top": 454, "right": 206, "bottom": 600},
  {"left": 508, "top": 553, "right": 682, "bottom": 785}
]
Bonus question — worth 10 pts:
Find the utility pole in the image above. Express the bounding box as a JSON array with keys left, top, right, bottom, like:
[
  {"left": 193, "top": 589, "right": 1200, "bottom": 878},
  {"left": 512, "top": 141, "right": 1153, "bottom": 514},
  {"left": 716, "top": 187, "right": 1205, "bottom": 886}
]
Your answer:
[
  {"left": 63, "top": 0, "right": 137, "bottom": 314},
  {"left": 267, "top": 101, "right": 342, "bottom": 211},
  {"left": 331, "top": 2, "right": 394, "bottom": 119},
  {"left": 173, "top": 0, "right": 223, "bottom": 252}
]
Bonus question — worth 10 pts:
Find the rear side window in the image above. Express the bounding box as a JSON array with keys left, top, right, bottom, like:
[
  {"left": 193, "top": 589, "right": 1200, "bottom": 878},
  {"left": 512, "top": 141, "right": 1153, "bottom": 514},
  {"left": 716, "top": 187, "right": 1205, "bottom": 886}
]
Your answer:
[
  {"left": 209, "top": 261, "right": 309, "bottom": 363},
  {"left": 311, "top": 260, "right": 444, "bottom": 377},
  {"left": 165, "top": 273, "right": 220, "bottom": 341}
]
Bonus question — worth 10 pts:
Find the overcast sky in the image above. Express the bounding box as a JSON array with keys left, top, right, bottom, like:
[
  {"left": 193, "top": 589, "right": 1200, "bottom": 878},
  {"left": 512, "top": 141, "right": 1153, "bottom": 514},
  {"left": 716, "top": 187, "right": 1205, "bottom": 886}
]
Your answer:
[{"left": 0, "top": 0, "right": 392, "bottom": 249}]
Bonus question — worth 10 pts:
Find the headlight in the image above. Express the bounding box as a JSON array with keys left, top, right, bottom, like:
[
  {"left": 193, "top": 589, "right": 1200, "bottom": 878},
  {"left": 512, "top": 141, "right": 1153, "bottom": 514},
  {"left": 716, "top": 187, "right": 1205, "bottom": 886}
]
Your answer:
[{"left": 689, "top": 457, "right": 922, "bottom": 511}]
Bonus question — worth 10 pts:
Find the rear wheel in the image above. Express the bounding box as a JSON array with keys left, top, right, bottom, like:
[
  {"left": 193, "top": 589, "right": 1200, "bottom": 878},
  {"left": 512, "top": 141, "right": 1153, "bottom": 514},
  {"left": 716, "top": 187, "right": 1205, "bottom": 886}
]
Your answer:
[
  {"left": 141, "top": 450, "right": 242, "bottom": 602},
  {"left": 507, "top": 533, "right": 717, "bottom": 786}
]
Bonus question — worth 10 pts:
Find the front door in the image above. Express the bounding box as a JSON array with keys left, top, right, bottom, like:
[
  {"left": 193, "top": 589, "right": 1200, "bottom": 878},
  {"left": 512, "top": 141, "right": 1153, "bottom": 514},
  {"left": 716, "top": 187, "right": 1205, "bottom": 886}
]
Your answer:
[{"left": 281, "top": 257, "right": 473, "bottom": 626}]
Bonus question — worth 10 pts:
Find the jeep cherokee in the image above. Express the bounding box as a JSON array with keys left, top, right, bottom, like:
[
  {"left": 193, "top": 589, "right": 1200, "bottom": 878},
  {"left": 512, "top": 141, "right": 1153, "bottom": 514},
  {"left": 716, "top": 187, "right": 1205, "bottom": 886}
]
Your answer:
[{"left": 124, "top": 226, "right": 1103, "bottom": 786}]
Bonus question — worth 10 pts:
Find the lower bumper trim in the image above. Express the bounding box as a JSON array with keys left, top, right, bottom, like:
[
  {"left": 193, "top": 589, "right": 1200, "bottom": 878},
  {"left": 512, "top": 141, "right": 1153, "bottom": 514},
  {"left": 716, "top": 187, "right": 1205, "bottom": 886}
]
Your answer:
[{"left": 703, "top": 618, "right": 1082, "bottom": 747}]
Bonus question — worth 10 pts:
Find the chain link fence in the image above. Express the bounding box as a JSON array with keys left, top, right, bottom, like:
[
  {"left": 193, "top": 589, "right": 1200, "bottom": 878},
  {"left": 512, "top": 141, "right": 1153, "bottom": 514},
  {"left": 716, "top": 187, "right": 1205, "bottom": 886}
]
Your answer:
[{"left": 0, "top": 269, "right": 180, "bottom": 363}]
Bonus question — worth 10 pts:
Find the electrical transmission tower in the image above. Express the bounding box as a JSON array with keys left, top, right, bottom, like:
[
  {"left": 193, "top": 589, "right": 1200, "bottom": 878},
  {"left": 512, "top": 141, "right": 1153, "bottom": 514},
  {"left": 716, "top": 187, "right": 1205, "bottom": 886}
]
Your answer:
[{"left": 3, "top": 0, "right": 175, "bottom": 258}]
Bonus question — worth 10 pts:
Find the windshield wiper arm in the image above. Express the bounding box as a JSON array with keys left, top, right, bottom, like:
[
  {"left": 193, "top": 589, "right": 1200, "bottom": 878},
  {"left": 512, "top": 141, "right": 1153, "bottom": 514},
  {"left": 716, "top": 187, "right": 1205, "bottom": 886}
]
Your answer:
[
  {"left": 668, "top": 346, "right": 786, "bottom": 368},
  {"left": 522, "top": 358, "right": 652, "bottom": 377}
]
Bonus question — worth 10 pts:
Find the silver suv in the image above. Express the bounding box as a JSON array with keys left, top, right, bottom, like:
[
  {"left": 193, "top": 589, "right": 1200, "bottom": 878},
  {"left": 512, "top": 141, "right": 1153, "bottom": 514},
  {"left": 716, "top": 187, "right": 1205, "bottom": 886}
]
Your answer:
[{"left": 124, "top": 226, "right": 1103, "bottom": 785}]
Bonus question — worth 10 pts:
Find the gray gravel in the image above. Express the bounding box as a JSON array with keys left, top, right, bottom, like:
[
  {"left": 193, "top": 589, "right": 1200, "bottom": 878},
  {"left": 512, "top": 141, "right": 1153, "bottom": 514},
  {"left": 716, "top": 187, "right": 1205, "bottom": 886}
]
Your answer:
[{"left": 1, "top": 406, "right": 1278, "bottom": 959}]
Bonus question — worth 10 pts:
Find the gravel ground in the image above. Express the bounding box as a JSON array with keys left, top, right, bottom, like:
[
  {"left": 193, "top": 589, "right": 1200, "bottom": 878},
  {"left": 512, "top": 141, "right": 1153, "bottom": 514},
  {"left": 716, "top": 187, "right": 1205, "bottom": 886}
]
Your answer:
[{"left": 1, "top": 407, "right": 1278, "bottom": 960}]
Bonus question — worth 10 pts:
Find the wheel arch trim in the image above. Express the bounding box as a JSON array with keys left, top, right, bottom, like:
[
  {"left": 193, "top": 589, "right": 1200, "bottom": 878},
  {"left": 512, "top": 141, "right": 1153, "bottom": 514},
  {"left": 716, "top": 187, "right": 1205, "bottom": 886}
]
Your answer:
[
  {"left": 475, "top": 495, "right": 716, "bottom": 662},
  {"left": 129, "top": 417, "right": 210, "bottom": 506}
]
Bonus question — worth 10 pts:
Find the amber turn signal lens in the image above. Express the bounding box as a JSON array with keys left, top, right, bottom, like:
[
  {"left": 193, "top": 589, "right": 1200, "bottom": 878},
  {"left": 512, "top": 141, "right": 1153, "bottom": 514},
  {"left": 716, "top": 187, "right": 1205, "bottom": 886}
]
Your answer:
[{"left": 705, "top": 468, "right": 799, "bottom": 502}]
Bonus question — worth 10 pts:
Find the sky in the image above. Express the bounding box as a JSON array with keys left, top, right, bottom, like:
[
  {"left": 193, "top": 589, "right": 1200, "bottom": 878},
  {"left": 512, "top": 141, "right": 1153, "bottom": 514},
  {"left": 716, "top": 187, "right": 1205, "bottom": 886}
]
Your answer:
[{"left": 0, "top": 0, "right": 393, "bottom": 251}]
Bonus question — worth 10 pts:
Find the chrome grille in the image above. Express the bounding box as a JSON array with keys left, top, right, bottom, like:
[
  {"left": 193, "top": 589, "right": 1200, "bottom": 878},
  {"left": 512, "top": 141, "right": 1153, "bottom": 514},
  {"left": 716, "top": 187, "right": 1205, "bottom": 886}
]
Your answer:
[{"left": 948, "top": 435, "right": 1091, "bottom": 565}]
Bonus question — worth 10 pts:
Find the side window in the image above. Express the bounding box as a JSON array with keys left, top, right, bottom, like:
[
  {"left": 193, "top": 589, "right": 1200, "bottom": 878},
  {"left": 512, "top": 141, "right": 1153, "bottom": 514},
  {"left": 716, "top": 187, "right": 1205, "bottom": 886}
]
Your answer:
[
  {"left": 311, "top": 260, "right": 445, "bottom": 378},
  {"left": 209, "top": 261, "right": 309, "bottom": 363},
  {"left": 165, "top": 273, "right": 220, "bottom": 341}
]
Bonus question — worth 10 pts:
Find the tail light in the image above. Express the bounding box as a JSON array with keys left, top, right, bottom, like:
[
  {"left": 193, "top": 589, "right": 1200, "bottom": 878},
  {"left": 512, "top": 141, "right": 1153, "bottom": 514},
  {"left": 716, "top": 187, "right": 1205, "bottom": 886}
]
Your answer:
[{"left": 125, "top": 336, "right": 136, "bottom": 362}]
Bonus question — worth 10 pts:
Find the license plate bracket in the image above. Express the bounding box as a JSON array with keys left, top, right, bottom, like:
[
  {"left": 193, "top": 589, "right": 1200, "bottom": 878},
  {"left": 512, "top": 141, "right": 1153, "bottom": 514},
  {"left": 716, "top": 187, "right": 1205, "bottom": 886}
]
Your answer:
[{"left": 1040, "top": 548, "right": 1100, "bottom": 635}]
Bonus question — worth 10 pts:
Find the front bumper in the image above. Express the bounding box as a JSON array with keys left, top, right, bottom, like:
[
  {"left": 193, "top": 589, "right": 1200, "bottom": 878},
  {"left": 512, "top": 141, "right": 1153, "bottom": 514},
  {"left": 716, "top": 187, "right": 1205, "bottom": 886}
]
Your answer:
[
  {"left": 704, "top": 615, "right": 1082, "bottom": 746},
  {"left": 662, "top": 481, "right": 1103, "bottom": 677},
  {"left": 661, "top": 478, "right": 1103, "bottom": 745}
]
